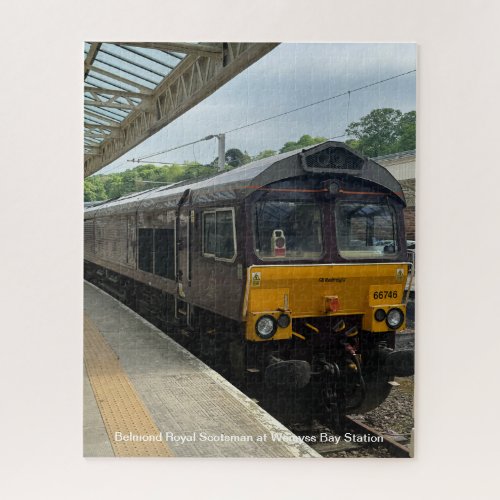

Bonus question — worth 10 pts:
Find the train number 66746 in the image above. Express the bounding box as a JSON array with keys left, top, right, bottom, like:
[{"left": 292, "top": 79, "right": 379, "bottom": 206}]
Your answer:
[{"left": 373, "top": 290, "right": 398, "bottom": 300}]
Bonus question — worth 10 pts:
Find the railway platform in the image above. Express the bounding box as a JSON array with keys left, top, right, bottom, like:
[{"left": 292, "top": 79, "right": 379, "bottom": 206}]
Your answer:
[{"left": 83, "top": 282, "right": 320, "bottom": 458}]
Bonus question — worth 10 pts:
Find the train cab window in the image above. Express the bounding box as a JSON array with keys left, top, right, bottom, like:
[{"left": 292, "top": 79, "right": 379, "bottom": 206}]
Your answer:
[
  {"left": 203, "top": 212, "right": 216, "bottom": 255},
  {"left": 254, "top": 201, "right": 323, "bottom": 260},
  {"left": 335, "top": 202, "right": 398, "bottom": 259},
  {"left": 138, "top": 228, "right": 154, "bottom": 272},
  {"left": 203, "top": 209, "right": 236, "bottom": 261}
]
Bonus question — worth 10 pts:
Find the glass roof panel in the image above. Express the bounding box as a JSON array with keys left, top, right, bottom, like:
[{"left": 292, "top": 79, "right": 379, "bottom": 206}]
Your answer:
[{"left": 84, "top": 42, "right": 189, "bottom": 154}]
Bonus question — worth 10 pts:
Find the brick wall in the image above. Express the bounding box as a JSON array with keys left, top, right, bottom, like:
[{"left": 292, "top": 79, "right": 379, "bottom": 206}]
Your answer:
[
  {"left": 374, "top": 153, "right": 416, "bottom": 242},
  {"left": 404, "top": 207, "right": 415, "bottom": 240}
]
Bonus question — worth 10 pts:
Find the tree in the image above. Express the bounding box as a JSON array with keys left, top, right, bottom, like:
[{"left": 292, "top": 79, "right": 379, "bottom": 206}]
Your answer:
[
  {"left": 253, "top": 149, "right": 277, "bottom": 161},
  {"left": 395, "top": 110, "right": 416, "bottom": 152},
  {"left": 209, "top": 148, "right": 252, "bottom": 170},
  {"left": 345, "top": 108, "right": 416, "bottom": 157},
  {"left": 225, "top": 148, "right": 251, "bottom": 168},
  {"left": 83, "top": 161, "right": 217, "bottom": 201},
  {"left": 181, "top": 162, "right": 213, "bottom": 180},
  {"left": 279, "top": 134, "right": 327, "bottom": 153},
  {"left": 84, "top": 176, "right": 107, "bottom": 201}
]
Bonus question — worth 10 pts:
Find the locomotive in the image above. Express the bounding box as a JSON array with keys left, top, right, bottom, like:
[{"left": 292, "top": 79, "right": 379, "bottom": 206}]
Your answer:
[{"left": 84, "top": 141, "right": 414, "bottom": 429}]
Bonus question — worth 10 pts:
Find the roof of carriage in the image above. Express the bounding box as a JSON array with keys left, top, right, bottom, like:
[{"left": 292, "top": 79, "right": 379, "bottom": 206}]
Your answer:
[{"left": 84, "top": 141, "right": 405, "bottom": 217}]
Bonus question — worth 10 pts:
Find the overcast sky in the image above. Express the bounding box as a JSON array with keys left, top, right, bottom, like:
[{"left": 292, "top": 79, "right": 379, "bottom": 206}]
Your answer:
[{"left": 99, "top": 43, "right": 416, "bottom": 174}]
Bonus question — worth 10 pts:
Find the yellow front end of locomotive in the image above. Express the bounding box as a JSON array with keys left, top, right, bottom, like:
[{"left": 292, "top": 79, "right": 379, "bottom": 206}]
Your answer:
[{"left": 244, "top": 264, "right": 409, "bottom": 341}]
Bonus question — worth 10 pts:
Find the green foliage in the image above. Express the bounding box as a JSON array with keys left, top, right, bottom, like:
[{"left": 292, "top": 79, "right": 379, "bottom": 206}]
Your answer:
[
  {"left": 345, "top": 108, "right": 416, "bottom": 157},
  {"left": 395, "top": 110, "right": 416, "bottom": 152},
  {"left": 279, "top": 134, "right": 327, "bottom": 153},
  {"left": 225, "top": 148, "right": 251, "bottom": 168},
  {"left": 208, "top": 148, "right": 252, "bottom": 170},
  {"left": 253, "top": 149, "right": 277, "bottom": 160},
  {"left": 84, "top": 162, "right": 213, "bottom": 201},
  {"left": 84, "top": 176, "right": 107, "bottom": 202}
]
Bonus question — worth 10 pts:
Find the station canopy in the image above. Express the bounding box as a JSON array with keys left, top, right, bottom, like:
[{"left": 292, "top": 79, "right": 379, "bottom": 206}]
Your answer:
[{"left": 84, "top": 42, "right": 278, "bottom": 177}]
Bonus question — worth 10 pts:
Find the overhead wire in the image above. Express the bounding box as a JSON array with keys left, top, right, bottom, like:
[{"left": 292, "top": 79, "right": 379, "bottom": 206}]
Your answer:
[
  {"left": 221, "top": 69, "right": 415, "bottom": 135},
  {"left": 137, "top": 136, "right": 218, "bottom": 161},
  {"left": 96, "top": 68, "right": 416, "bottom": 172}
]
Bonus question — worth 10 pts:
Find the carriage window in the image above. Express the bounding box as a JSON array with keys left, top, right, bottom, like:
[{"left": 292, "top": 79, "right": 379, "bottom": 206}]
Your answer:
[
  {"left": 335, "top": 202, "right": 398, "bottom": 259},
  {"left": 138, "top": 228, "right": 154, "bottom": 272},
  {"left": 84, "top": 219, "right": 95, "bottom": 255},
  {"left": 154, "top": 228, "right": 175, "bottom": 279},
  {"left": 203, "top": 209, "right": 236, "bottom": 260},
  {"left": 254, "top": 201, "right": 323, "bottom": 260},
  {"left": 138, "top": 228, "right": 175, "bottom": 277},
  {"left": 126, "top": 216, "right": 135, "bottom": 264}
]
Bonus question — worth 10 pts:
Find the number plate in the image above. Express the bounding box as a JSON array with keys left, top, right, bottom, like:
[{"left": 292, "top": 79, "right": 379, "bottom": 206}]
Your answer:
[{"left": 369, "top": 285, "right": 403, "bottom": 305}]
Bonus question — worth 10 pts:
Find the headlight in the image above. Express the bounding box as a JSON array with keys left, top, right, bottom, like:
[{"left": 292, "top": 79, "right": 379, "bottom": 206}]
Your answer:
[
  {"left": 374, "top": 309, "right": 386, "bottom": 322},
  {"left": 256, "top": 315, "right": 277, "bottom": 339},
  {"left": 277, "top": 313, "right": 291, "bottom": 328},
  {"left": 386, "top": 308, "right": 404, "bottom": 329}
]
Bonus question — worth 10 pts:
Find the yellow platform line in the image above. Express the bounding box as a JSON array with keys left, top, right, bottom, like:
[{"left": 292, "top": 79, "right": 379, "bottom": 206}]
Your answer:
[{"left": 84, "top": 316, "right": 173, "bottom": 457}]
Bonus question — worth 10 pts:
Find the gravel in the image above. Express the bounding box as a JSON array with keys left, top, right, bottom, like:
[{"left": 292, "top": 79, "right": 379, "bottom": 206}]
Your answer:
[
  {"left": 324, "top": 444, "right": 393, "bottom": 458},
  {"left": 355, "top": 376, "right": 414, "bottom": 438}
]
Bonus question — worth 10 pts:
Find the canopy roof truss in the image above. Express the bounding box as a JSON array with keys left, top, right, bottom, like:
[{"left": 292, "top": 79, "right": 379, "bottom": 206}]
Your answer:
[{"left": 84, "top": 42, "right": 278, "bottom": 177}]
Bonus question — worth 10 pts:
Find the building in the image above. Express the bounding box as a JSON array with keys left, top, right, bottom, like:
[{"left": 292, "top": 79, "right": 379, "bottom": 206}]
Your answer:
[{"left": 373, "top": 150, "right": 416, "bottom": 240}]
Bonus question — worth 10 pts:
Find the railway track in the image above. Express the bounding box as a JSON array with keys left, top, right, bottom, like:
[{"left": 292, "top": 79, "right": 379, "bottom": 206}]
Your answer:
[{"left": 293, "top": 417, "right": 412, "bottom": 458}]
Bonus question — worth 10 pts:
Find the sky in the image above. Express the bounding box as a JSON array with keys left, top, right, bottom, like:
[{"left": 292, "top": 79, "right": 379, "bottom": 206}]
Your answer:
[{"left": 98, "top": 43, "right": 416, "bottom": 175}]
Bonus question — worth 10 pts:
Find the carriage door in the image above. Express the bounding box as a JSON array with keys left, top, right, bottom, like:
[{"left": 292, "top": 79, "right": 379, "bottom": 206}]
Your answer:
[{"left": 175, "top": 190, "right": 191, "bottom": 322}]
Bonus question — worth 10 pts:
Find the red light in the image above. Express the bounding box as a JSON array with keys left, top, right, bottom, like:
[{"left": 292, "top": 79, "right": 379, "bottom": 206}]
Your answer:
[{"left": 325, "top": 296, "right": 340, "bottom": 313}]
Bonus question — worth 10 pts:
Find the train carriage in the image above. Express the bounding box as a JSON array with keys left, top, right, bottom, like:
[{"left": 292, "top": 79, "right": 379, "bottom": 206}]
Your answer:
[{"left": 84, "top": 140, "right": 414, "bottom": 429}]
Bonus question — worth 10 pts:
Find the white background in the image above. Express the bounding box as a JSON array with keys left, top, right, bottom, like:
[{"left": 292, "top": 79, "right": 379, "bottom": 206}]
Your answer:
[{"left": 1, "top": 1, "right": 499, "bottom": 499}]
